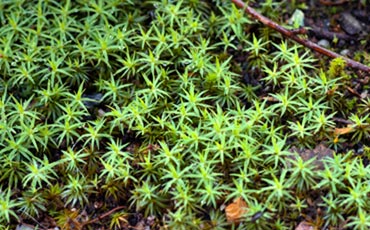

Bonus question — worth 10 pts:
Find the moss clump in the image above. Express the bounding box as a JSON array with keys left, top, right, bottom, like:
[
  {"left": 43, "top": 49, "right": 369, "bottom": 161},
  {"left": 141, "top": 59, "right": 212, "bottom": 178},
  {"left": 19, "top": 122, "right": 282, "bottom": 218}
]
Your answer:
[{"left": 0, "top": 0, "right": 369, "bottom": 229}]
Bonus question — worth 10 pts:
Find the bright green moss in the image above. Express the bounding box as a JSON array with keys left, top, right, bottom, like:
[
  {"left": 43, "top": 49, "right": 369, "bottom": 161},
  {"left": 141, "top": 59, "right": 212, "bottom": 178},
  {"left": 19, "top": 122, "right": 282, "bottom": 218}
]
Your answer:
[{"left": 0, "top": 0, "right": 369, "bottom": 229}]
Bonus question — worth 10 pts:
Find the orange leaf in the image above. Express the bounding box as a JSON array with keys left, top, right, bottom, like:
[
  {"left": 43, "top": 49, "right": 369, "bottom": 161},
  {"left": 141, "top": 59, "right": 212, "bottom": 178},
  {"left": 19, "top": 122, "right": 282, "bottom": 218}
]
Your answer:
[
  {"left": 334, "top": 126, "right": 354, "bottom": 136},
  {"left": 225, "top": 197, "right": 248, "bottom": 223}
]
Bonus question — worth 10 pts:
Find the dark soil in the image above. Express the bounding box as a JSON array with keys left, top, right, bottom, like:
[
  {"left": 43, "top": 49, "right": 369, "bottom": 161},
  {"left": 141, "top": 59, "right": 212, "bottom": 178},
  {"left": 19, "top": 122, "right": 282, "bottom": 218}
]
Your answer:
[{"left": 303, "top": 1, "right": 369, "bottom": 63}]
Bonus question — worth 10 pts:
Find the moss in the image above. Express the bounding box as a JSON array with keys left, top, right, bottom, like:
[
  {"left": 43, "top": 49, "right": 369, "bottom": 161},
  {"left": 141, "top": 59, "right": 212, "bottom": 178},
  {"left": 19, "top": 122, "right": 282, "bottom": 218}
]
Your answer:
[{"left": 0, "top": 0, "right": 369, "bottom": 229}]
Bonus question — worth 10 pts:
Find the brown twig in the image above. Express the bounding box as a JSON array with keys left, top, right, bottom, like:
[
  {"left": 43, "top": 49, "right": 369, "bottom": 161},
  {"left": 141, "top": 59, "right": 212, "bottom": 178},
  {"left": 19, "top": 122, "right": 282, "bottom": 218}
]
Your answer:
[
  {"left": 81, "top": 205, "right": 126, "bottom": 227},
  {"left": 333, "top": 117, "right": 353, "bottom": 125},
  {"left": 231, "top": 0, "right": 370, "bottom": 74},
  {"left": 319, "top": 0, "right": 349, "bottom": 6}
]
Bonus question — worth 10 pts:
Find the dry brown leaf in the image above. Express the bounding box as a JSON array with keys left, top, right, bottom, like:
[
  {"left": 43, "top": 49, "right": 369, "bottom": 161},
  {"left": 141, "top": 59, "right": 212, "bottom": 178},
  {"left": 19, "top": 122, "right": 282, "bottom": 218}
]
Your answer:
[
  {"left": 346, "top": 86, "right": 361, "bottom": 98},
  {"left": 289, "top": 144, "right": 334, "bottom": 170},
  {"left": 261, "top": 96, "right": 279, "bottom": 102},
  {"left": 334, "top": 126, "right": 354, "bottom": 135},
  {"left": 225, "top": 197, "right": 248, "bottom": 223}
]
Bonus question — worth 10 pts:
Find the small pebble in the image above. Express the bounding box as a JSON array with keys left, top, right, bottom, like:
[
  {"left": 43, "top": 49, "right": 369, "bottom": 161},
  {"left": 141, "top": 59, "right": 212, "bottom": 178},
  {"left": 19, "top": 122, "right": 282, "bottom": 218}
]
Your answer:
[
  {"left": 16, "top": 225, "right": 34, "bottom": 230},
  {"left": 318, "top": 39, "right": 330, "bottom": 48},
  {"left": 360, "top": 90, "right": 368, "bottom": 99},
  {"left": 97, "top": 108, "right": 106, "bottom": 117},
  {"left": 340, "top": 49, "right": 350, "bottom": 56},
  {"left": 339, "top": 12, "right": 363, "bottom": 35}
]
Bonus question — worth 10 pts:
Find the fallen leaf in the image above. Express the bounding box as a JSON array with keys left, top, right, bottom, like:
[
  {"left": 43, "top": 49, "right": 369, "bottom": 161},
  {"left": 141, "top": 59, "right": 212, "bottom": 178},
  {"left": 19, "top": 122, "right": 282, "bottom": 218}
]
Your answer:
[
  {"left": 334, "top": 126, "right": 354, "bottom": 136},
  {"left": 261, "top": 96, "right": 278, "bottom": 102},
  {"left": 346, "top": 86, "right": 361, "bottom": 98},
  {"left": 225, "top": 197, "right": 248, "bottom": 223},
  {"left": 289, "top": 144, "right": 334, "bottom": 170}
]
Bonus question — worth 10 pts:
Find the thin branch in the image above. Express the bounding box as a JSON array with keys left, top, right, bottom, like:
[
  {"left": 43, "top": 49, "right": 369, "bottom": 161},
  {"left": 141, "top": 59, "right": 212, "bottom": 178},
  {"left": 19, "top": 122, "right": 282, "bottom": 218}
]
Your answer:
[
  {"left": 231, "top": 0, "right": 370, "bottom": 74},
  {"left": 81, "top": 205, "right": 126, "bottom": 227},
  {"left": 319, "top": 0, "right": 349, "bottom": 6}
]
